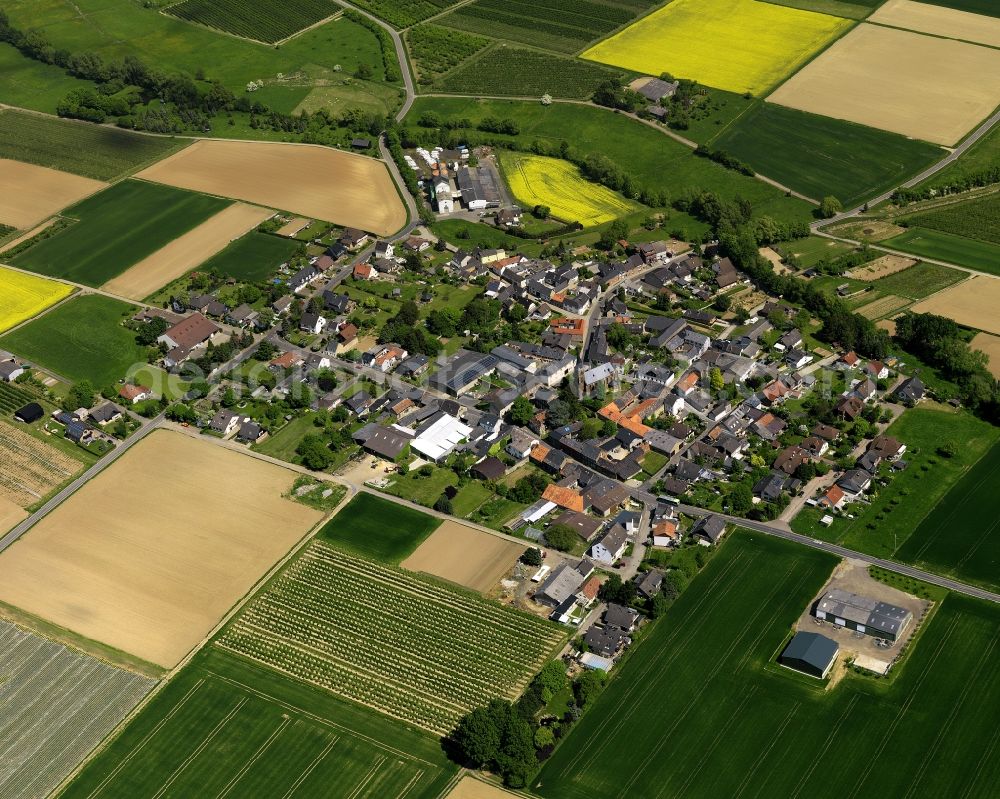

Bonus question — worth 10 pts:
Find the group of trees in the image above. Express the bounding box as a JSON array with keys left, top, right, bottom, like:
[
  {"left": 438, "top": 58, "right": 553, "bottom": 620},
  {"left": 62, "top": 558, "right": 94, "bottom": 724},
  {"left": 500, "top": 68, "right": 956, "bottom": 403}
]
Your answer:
[
  {"left": 693, "top": 145, "right": 755, "bottom": 177},
  {"left": 592, "top": 79, "right": 644, "bottom": 113},
  {"left": 891, "top": 164, "right": 1000, "bottom": 206}
]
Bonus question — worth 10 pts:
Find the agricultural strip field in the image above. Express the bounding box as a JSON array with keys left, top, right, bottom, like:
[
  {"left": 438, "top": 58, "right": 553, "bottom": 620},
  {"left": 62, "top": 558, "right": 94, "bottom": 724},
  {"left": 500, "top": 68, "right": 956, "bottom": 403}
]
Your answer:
[
  {"left": 102, "top": 203, "right": 274, "bottom": 300},
  {"left": 0, "top": 110, "right": 186, "bottom": 180},
  {"left": 856, "top": 294, "right": 911, "bottom": 319},
  {"left": 217, "top": 541, "right": 564, "bottom": 734},
  {"left": 0, "top": 294, "right": 146, "bottom": 386},
  {"left": 61, "top": 647, "right": 458, "bottom": 799},
  {"left": 768, "top": 24, "right": 1000, "bottom": 146},
  {"left": 195, "top": 230, "right": 303, "bottom": 282},
  {"left": 895, "top": 442, "right": 1000, "bottom": 591},
  {"left": 0, "top": 621, "right": 155, "bottom": 799},
  {"left": 901, "top": 192, "right": 1000, "bottom": 246},
  {"left": 809, "top": 261, "right": 965, "bottom": 311},
  {"left": 408, "top": 98, "right": 810, "bottom": 224},
  {"left": 0, "top": 159, "right": 105, "bottom": 230},
  {"left": 317, "top": 492, "right": 441, "bottom": 563},
  {"left": 137, "top": 140, "right": 407, "bottom": 236},
  {"left": 9, "top": 180, "right": 230, "bottom": 287},
  {"left": 910, "top": 275, "right": 1000, "bottom": 334},
  {"left": 499, "top": 152, "right": 641, "bottom": 226},
  {"left": 711, "top": 104, "right": 943, "bottom": 207},
  {"left": 534, "top": 531, "right": 1000, "bottom": 799},
  {"left": 971, "top": 332, "right": 1000, "bottom": 378},
  {"left": 400, "top": 520, "right": 525, "bottom": 592},
  {"left": 407, "top": 25, "right": 490, "bottom": 84},
  {"left": 0, "top": 418, "right": 84, "bottom": 509},
  {"left": 580, "top": 0, "right": 850, "bottom": 96},
  {"left": 0, "top": 265, "right": 73, "bottom": 334},
  {"left": 845, "top": 254, "right": 917, "bottom": 281},
  {"left": 438, "top": 0, "right": 659, "bottom": 55},
  {"left": 437, "top": 48, "right": 627, "bottom": 100},
  {"left": 165, "top": 0, "right": 339, "bottom": 44},
  {"left": 349, "top": 0, "right": 461, "bottom": 27},
  {"left": 871, "top": 0, "right": 1000, "bottom": 48},
  {"left": 0, "top": 430, "right": 323, "bottom": 668},
  {"left": 881, "top": 228, "right": 1000, "bottom": 276}
]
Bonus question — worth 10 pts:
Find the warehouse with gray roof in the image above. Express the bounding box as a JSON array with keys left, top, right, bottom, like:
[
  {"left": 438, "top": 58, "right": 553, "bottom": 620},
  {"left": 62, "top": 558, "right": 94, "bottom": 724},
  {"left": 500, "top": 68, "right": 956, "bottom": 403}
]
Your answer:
[
  {"left": 779, "top": 632, "right": 839, "bottom": 679},
  {"left": 812, "top": 589, "right": 912, "bottom": 642}
]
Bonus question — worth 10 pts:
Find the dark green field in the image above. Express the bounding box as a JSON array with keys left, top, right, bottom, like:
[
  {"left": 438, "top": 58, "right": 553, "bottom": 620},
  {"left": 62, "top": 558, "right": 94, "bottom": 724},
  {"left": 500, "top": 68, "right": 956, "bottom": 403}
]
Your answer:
[
  {"left": 0, "top": 110, "right": 185, "bottom": 181},
  {"left": 317, "top": 492, "right": 441, "bottom": 562},
  {"left": 198, "top": 231, "right": 301, "bottom": 282},
  {"left": 896, "top": 443, "right": 1000, "bottom": 591},
  {"left": 60, "top": 647, "right": 458, "bottom": 799},
  {"left": 535, "top": 532, "right": 1000, "bottom": 799},
  {"left": 10, "top": 181, "right": 229, "bottom": 287},
  {"left": 712, "top": 104, "right": 943, "bottom": 206},
  {"left": 915, "top": 0, "right": 1000, "bottom": 16},
  {"left": 881, "top": 228, "right": 1000, "bottom": 276},
  {"left": 349, "top": 0, "right": 461, "bottom": 27},
  {"left": 758, "top": 0, "right": 882, "bottom": 19},
  {"left": 0, "top": 295, "right": 145, "bottom": 386},
  {"left": 166, "top": 0, "right": 339, "bottom": 44}
]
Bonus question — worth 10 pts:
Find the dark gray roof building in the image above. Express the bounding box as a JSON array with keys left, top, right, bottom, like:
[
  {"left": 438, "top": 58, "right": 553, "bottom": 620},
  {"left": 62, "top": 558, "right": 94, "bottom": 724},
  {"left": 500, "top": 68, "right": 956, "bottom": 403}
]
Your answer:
[
  {"left": 813, "top": 589, "right": 913, "bottom": 642},
  {"left": 779, "top": 632, "right": 838, "bottom": 678}
]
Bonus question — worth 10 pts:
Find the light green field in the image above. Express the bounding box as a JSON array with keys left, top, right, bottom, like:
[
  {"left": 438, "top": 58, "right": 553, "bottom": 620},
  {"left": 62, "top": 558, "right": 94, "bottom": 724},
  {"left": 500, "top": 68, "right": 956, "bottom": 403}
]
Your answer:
[{"left": 882, "top": 228, "right": 1000, "bottom": 276}]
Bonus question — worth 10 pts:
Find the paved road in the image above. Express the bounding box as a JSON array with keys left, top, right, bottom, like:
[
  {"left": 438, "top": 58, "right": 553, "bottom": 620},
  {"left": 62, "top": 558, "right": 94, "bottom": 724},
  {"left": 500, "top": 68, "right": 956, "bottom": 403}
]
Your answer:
[{"left": 0, "top": 412, "right": 166, "bottom": 553}]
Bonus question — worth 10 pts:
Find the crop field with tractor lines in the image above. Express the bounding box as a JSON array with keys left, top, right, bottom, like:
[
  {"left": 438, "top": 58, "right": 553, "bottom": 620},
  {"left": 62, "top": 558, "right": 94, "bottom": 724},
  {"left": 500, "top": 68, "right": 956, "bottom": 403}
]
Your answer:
[
  {"left": 0, "top": 419, "right": 84, "bottom": 509},
  {"left": 217, "top": 542, "right": 565, "bottom": 735},
  {"left": 0, "top": 265, "right": 73, "bottom": 334},
  {"left": 165, "top": 0, "right": 340, "bottom": 43}
]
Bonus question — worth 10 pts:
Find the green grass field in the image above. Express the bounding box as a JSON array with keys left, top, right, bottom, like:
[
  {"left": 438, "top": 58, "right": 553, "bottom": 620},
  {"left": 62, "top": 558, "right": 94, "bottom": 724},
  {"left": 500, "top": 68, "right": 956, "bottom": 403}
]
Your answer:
[
  {"left": 60, "top": 647, "right": 458, "bottom": 799},
  {"left": 0, "top": 45, "right": 97, "bottom": 116},
  {"left": 0, "top": 294, "right": 145, "bottom": 386},
  {"left": 881, "top": 228, "right": 1000, "bottom": 276},
  {"left": 386, "top": 467, "right": 458, "bottom": 508},
  {"left": 198, "top": 231, "right": 302, "bottom": 282},
  {"left": 895, "top": 442, "right": 1000, "bottom": 591},
  {"left": 10, "top": 180, "right": 229, "bottom": 287},
  {"left": 0, "top": 110, "right": 185, "bottom": 180},
  {"left": 916, "top": 120, "right": 1000, "bottom": 188},
  {"left": 776, "top": 234, "right": 854, "bottom": 268},
  {"left": 408, "top": 98, "right": 811, "bottom": 224},
  {"left": 809, "top": 261, "right": 965, "bottom": 312},
  {"left": 535, "top": 531, "right": 1000, "bottom": 799},
  {"left": 901, "top": 193, "right": 1000, "bottom": 246},
  {"left": 317, "top": 492, "right": 441, "bottom": 563},
  {"left": 712, "top": 103, "right": 943, "bottom": 207},
  {"left": 792, "top": 408, "right": 1000, "bottom": 560}
]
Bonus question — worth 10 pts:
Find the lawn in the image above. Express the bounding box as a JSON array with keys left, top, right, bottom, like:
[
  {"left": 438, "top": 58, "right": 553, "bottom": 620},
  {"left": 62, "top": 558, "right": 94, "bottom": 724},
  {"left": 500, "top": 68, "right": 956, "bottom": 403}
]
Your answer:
[
  {"left": 10, "top": 181, "right": 230, "bottom": 287},
  {"left": 252, "top": 413, "right": 321, "bottom": 462},
  {"left": 498, "top": 151, "right": 641, "bottom": 227},
  {"left": 316, "top": 492, "right": 441, "bottom": 563},
  {"left": 0, "top": 294, "right": 145, "bottom": 387},
  {"left": 791, "top": 408, "right": 1000, "bottom": 560},
  {"left": 712, "top": 103, "right": 943, "bottom": 206},
  {"left": 451, "top": 480, "right": 493, "bottom": 517},
  {"left": 776, "top": 234, "right": 855, "bottom": 268},
  {"left": 581, "top": 0, "right": 851, "bottom": 96},
  {"left": 0, "top": 266, "right": 73, "bottom": 334},
  {"left": 408, "top": 98, "right": 811, "bottom": 224},
  {"left": 895, "top": 442, "right": 1000, "bottom": 591},
  {"left": 60, "top": 647, "right": 458, "bottom": 799},
  {"left": 881, "top": 228, "right": 1000, "bottom": 276},
  {"left": 0, "top": 44, "right": 97, "bottom": 116},
  {"left": 809, "top": 261, "right": 965, "bottom": 309},
  {"left": 430, "top": 219, "right": 521, "bottom": 249},
  {"left": 385, "top": 466, "right": 458, "bottom": 507},
  {"left": 198, "top": 231, "right": 302, "bottom": 282},
  {"left": 0, "top": 109, "right": 186, "bottom": 181},
  {"left": 641, "top": 450, "right": 669, "bottom": 477},
  {"left": 535, "top": 531, "right": 1000, "bottom": 799}
]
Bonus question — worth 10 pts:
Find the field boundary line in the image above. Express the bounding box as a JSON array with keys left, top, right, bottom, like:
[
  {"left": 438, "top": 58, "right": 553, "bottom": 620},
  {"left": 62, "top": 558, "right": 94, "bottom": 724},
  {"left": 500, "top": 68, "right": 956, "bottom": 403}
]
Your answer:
[
  {"left": 280, "top": 736, "right": 338, "bottom": 799},
  {"left": 733, "top": 701, "right": 802, "bottom": 799},
  {"left": 214, "top": 716, "right": 291, "bottom": 799},
  {"left": 150, "top": 698, "right": 248, "bottom": 799},
  {"left": 960, "top": 719, "right": 1000, "bottom": 799},
  {"left": 345, "top": 755, "right": 386, "bottom": 799},
  {"left": 789, "top": 694, "right": 860, "bottom": 799},
  {"left": 396, "top": 768, "right": 426, "bottom": 799}
]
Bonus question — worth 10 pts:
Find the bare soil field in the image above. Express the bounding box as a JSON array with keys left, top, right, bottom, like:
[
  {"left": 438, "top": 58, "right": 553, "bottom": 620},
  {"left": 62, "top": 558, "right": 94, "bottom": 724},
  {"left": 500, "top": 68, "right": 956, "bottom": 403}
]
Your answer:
[
  {"left": 877, "top": 317, "right": 898, "bottom": 336},
  {"left": 446, "top": 776, "right": 521, "bottom": 799},
  {"left": 0, "top": 421, "right": 82, "bottom": 508},
  {"left": 870, "top": 0, "right": 1000, "bottom": 49},
  {"left": 0, "top": 159, "right": 105, "bottom": 229},
  {"left": 971, "top": 332, "right": 1000, "bottom": 378},
  {"left": 759, "top": 247, "right": 794, "bottom": 274},
  {"left": 102, "top": 202, "right": 273, "bottom": 300},
  {"left": 276, "top": 215, "right": 311, "bottom": 236},
  {"left": 401, "top": 519, "right": 525, "bottom": 593},
  {"left": 768, "top": 24, "right": 1000, "bottom": 145},
  {"left": 0, "top": 219, "right": 58, "bottom": 254},
  {"left": 911, "top": 276, "right": 1000, "bottom": 334},
  {"left": 846, "top": 254, "right": 917, "bottom": 281},
  {"left": 857, "top": 294, "right": 911, "bottom": 319},
  {"left": 136, "top": 140, "right": 407, "bottom": 236},
  {"left": 0, "top": 430, "right": 322, "bottom": 668},
  {"left": 0, "top": 496, "right": 27, "bottom": 534}
]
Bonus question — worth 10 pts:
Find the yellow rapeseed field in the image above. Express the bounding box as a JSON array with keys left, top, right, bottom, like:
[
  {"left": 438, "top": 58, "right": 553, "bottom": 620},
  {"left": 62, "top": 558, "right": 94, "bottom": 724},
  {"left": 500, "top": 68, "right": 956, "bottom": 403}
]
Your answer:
[
  {"left": 499, "top": 152, "right": 640, "bottom": 227},
  {"left": 582, "top": 0, "right": 852, "bottom": 96},
  {"left": 0, "top": 265, "right": 73, "bottom": 333}
]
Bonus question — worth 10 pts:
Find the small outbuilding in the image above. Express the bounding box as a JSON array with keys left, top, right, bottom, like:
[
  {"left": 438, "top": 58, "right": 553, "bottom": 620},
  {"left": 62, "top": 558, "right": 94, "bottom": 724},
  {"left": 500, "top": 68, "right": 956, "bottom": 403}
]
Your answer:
[
  {"left": 779, "top": 632, "right": 839, "bottom": 679},
  {"left": 14, "top": 402, "right": 44, "bottom": 424}
]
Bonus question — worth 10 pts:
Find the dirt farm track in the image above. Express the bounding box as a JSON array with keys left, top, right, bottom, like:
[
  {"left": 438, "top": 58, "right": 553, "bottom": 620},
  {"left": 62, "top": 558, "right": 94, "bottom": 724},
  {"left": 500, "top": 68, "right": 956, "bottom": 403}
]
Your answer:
[
  {"left": 136, "top": 139, "right": 408, "bottom": 236},
  {"left": 0, "top": 430, "right": 322, "bottom": 668},
  {"left": 401, "top": 520, "right": 525, "bottom": 593}
]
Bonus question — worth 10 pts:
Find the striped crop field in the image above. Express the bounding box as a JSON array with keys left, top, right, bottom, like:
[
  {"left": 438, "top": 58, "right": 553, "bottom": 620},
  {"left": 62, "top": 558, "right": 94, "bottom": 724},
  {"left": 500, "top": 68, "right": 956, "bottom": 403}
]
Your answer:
[
  {"left": 0, "top": 621, "right": 155, "bottom": 799},
  {"left": 216, "top": 542, "right": 565, "bottom": 735}
]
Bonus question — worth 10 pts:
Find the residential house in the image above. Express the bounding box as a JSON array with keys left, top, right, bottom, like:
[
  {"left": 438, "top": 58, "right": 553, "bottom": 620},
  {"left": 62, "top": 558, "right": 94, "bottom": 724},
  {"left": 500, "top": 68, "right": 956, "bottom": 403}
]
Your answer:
[
  {"left": 691, "top": 515, "right": 727, "bottom": 545},
  {"left": 542, "top": 484, "right": 586, "bottom": 513},
  {"left": 895, "top": 376, "right": 925, "bottom": 405},
  {"left": 471, "top": 456, "right": 506, "bottom": 481},
  {"left": 289, "top": 265, "right": 320, "bottom": 293},
  {"left": 589, "top": 524, "right": 629, "bottom": 565},
  {"left": 209, "top": 409, "right": 241, "bottom": 437},
  {"left": 583, "top": 625, "right": 630, "bottom": 658},
  {"left": 604, "top": 603, "right": 639, "bottom": 632},
  {"left": 837, "top": 468, "right": 873, "bottom": 498},
  {"left": 119, "top": 384, "right": 152, "bottom": 405},
  {"left": 636, "top": 570, "right": 664, "bottom": 600},
  {"left": 553, "top": 510, "right": 603, "bottom": 541},
  {"left": 0, "top": 359, "right": 26, "bottom": 382},
  {"left": 89, "top": 403, "right": 123, "bottom": 426},
  {"left": 651, "top": 519, "right": 679, "bottom": 547},
  {"left": 817, "top": 483, "right": 846, "bottom": 511},
  {"left": 299, "top": 311, "right": 327, "bottom": 335},
  {"left": 158, "top": 312, "right": 221, "bottom": 367},
  {"left": 353, "top": 263, "right": 376, "bottom": 281},
  {"left": 507, "top": 427, "right": 539, "bottom": 461},
  {"left": 340, "top": 228, "right": 370, "bottom": 249},
  {"left": 836, "top": 395, "right": 864, "bottom": 421},
  {"left": 236, "top": 419, "right": 267, "bottom": 444}
]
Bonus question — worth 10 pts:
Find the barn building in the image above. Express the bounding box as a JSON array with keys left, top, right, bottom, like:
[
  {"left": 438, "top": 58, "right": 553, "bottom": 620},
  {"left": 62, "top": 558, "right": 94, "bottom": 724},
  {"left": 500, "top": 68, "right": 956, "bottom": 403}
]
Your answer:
[
  {"left": 813, "top": 589, "right": 912, "bottom": 642},
  {"left": 779, "top": 632, "right": 839, "bottom": 678}
]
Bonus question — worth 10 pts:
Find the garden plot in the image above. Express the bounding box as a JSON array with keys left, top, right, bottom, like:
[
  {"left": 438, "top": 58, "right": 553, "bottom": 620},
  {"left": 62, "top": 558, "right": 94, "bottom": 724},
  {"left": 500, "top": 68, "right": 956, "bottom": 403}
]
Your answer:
[
  {"left": 768, "top": 24, "right": 1000, "bottom": 146},
  {"left": 911, "top": 275, "right": 1000, "bottom": 335},
  {"left": 971, "top": 332, "right": 1000, "bottom": 378},
  {"left": 102, "top": 202, "right": 274, "bottom": 300},
  {"left": 0, "top": 420, "right": 83, "bottom": 508},
  {"left": 846, "top": 254, "right": 917, "bottom": 281},
  {"left": 217, "top": 542, "right": 564, "bottom": 735},
  {"left": 136, "top": 140, "right": 407, "bottom": 236},
  {"left": 0, "top": 158, "right": 104, "bottom": 229},
  {"left": 870, "top": 0, "right": 1000, "bottom": 49},
  {"left": 856, "top": 294, "right": 911, "bottom": 319},
  {"left": 401, "top": 520, "right": 525, "bottom": 592},
  {"left": 0, "top": 620, "right": 154, "bottom": 799},
  {"left": 0, "top": 430, "right": 322, "bottom": 668}
]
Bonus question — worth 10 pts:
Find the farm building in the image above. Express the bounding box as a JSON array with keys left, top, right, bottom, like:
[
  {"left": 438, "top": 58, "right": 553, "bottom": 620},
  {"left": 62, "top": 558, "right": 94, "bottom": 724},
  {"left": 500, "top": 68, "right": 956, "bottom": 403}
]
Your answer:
[
  {"left": 813, "top": 589, "right": 912, "bottom": 642},
  {"left": 14, "top": 402, "right": 44, "bottom": 424},
  {"left": 779, "top": 632, "right": 839, "bottom": 679}
]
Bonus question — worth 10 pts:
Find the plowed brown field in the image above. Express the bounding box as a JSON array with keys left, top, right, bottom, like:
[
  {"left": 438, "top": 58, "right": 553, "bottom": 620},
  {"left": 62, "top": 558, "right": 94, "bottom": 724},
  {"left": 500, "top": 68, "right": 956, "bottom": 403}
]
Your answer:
[
  {"left": 0, "top": 159, "right": 104, "bottom": 229},
  {"left": 401, "top": 520, "right": 524, "bottom": 592}
]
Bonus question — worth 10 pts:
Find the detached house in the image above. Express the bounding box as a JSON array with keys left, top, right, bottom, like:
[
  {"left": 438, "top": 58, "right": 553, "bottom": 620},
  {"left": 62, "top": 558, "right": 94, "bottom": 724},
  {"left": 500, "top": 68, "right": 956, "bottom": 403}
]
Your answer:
[{"left": 589, "top": 524, "right": 629, "bottom": 565}]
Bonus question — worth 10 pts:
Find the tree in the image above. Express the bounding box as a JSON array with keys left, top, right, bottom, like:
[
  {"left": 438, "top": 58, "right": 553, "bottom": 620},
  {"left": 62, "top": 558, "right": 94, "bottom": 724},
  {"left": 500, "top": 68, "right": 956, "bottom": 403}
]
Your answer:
[
  {"left": 648, "top": 590, "right": 671, "bottom": 618},
  {"left": 520, "top": 547, "right": 543, "bottom": 567},
  {"left": 165, "top": 402, "right": 196, "bottom": 423},
  {"left": 398, "top": 300, "right": 420, "bottom": 326},
  {"left": 65, "top": 380, "right": 95, "bottom": 410},
  {"left": 580, "top": 417, "right": 603, "bottom": 440},
  {"left": 712, "top": 294, "right": 732, "bottom": 313},
  {"left": 533, "top": 204, "right": 550, "bottom": 219},
  {"left": 795, "top": 461, "right": 817, "bottom": 481},
  {"left": 599, "top": 574, "right": 637, "bottom": 605},
  {"left": 452, "top": 706, "right": 502, "bottom": 768},
  {"left": 220, "top": 387, "right": 237, "bottom": 408},
  {"left": 544, "top": 524, "right": 578, "bottom": 552},
  {"left": 534, "top": 726, "right": 555, "bottom": 749},
  {"left": 819, "top": 195, "right": 843, "bottom": 218},
  {"left": 434, "top": 494, "right": 453, "bottom": 514},
  {"left": 709, "top": 367, "right": 724, "bottom": 392},
  {"left": 135, "top": 316, "right": 168, "bottom": 346},
  {"left": 297, "top": 434, "right": 334, "bottom": 470},
  {"left": 728, "top": 483, "right": 753, "bottom": 514},
  {"left": 253, "top": 340, "right": 278, "bottom": 361},
  {"left": 534, "top": 660, "right": 568, "bottom": 696},
  {"left": 573, "top": 670, "right": 606, "bottom": 709},
  {"left": 354, "top": 62, "right": 373, "bottom": 80},
  {"left": 508, "top": 395, "right": 535, "bottom": 426},
  {"left": 450, "top": 699, "right": 536, "bottom": 787}
]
